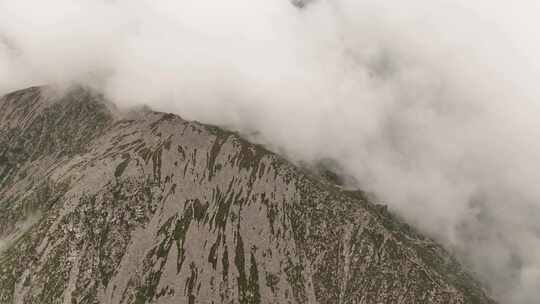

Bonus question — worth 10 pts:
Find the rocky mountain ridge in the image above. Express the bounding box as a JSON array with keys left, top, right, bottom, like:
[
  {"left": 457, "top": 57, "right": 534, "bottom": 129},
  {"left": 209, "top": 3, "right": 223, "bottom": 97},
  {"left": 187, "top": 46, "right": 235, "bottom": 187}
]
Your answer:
[{"left": 0, "top": 86, "right": 496, "bottom": 303}]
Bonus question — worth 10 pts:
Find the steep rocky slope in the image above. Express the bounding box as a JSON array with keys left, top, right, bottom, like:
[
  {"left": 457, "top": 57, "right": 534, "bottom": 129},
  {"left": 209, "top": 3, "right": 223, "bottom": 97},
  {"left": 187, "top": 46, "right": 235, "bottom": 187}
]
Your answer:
[{"left": 0, "top": 86, "right": 496, "bottom": 303}]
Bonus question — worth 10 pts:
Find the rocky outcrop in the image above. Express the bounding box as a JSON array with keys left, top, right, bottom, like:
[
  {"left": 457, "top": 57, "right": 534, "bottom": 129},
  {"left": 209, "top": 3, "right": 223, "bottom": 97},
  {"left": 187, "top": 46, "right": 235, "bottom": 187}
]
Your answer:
[{"left": 0, "top": 86, "right": 496, "bottom": 303}]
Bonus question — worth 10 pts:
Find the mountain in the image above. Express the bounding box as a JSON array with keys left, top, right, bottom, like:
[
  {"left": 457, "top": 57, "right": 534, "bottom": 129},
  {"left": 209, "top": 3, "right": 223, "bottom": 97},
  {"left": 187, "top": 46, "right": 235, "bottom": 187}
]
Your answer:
[{"left": 0, "top": 86, "right": 496, "bottom": 304}]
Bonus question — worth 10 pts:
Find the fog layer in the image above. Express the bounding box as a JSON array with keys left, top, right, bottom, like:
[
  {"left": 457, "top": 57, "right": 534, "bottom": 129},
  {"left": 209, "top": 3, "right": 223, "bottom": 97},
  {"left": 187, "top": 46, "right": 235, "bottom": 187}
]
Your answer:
[{"left": 2, "top": 0, "right": 540, "bottom": 302}]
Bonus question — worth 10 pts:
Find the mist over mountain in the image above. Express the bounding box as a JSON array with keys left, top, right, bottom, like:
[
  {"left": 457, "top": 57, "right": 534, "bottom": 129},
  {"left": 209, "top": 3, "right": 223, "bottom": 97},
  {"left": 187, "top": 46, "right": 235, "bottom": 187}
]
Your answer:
[
  {"left": 0, "top": 86, "right": 497, "bottom": 303},
  {"left": 1, "top": 0, "right": 540, "bottom": 303}
]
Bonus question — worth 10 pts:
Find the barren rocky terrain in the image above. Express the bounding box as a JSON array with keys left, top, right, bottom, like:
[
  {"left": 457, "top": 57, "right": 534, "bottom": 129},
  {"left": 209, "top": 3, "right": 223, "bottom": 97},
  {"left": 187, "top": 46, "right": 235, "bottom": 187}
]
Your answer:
[{"left": 0, "top": 86, "right": 496, "bottom": 303}]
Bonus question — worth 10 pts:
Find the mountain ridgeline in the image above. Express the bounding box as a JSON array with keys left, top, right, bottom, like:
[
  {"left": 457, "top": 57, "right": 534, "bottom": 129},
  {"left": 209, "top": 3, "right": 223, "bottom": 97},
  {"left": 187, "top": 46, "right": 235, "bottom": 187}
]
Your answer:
[{"left": 0, "top": 87, "right": 496, "bottom": 303}]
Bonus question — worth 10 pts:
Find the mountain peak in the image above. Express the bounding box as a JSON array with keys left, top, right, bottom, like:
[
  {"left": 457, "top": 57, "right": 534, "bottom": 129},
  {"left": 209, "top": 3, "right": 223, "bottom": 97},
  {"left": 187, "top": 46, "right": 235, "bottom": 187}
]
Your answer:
[{"left": 0, "top": 87, "right": 495, "bottom": 304}]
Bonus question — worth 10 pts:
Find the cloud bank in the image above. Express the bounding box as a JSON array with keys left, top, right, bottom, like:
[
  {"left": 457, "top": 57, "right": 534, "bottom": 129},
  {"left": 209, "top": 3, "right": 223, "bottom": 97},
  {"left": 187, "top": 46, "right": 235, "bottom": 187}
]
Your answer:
[{"left": 2, "top": 0, "right": 540, "bottom": 302}]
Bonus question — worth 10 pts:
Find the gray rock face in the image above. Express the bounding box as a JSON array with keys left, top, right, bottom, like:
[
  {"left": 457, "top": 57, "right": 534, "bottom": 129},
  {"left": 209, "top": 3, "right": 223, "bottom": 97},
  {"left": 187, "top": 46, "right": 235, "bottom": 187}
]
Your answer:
[{"left": 0, "top": 86, "right": 496, "bottom": 304}]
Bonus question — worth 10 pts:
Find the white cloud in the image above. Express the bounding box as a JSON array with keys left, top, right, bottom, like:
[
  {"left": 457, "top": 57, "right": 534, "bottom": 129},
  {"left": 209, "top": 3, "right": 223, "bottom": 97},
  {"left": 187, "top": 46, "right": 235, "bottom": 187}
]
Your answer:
[{"left": 2, "top": 1, "right": 540, "bottom": 302}]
